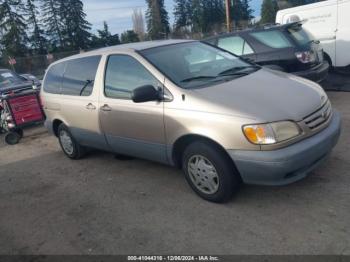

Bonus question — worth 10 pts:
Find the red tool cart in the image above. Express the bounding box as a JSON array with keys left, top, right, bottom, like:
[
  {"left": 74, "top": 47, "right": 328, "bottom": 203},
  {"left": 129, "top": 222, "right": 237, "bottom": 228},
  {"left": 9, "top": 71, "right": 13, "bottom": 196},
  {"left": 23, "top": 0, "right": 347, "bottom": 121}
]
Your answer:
[{"left": 0, "top": 90, "right": 45, "bottom": 145}]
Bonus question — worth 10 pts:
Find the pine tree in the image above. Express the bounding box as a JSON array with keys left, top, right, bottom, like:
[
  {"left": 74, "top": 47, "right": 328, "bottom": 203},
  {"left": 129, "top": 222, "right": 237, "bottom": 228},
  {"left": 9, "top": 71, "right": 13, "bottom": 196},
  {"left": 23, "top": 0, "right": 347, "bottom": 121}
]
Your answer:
[
  {"left": 261, "top": 0, "right": 278, "bottom": 24},
  {"left": 231, "top": 0, "right": 253, "bottom": 26},
  {"left": 40, "top": 0, "right": 64, "bottom": 49},
  {"left": 121, "top": 30, "right": 140, "bottom": 44},
  {"left": 0, "top": 0, "right": 28, "bottom": 56},
  {"left": 25, "top": 0, "right": 46, "bottom": 54},
  {"left": 174, "top": 0, "right": 190, "bottom": 29},
  {"left": 190, "top": 0, "right": 225, "bottom": 34},
  {"left": 146, "top": 0, "right": 170, "bottom": 40},
  {"left": 191, "top": 0, "right": 203, "bottom": 33},
  {"left": 98, "top": 21, "right": 120, "bottom": 46},
  {"left": 61, "top": 0, "right": 91, "bottom": 50}
]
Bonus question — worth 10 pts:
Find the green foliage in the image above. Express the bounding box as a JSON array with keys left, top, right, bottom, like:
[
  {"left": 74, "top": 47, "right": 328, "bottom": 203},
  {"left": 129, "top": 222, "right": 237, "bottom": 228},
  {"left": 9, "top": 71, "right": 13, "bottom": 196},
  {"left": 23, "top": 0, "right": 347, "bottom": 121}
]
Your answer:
[
  {"left": 25, "top": 0, "right": 46, "bottom": 54},
  {"left": 261, "top": 0, "right": 278, "bottom": 24},
  {"left": 60, "top": 0, "right": 91, "bottom": 50},
  {"left": 120, "top": 30, "right": 140, "bottom": 44},
  {"left": 91, "top": 21, "right": 120, "bottom": 48},
  {"left": 146, "top": 0, "right": 170, "bottom": 40},
  {"left": 174, "top": 0, "right": 253, "bottom": 34},
  {"left": 40, "top": 0, "right": 64, "bottom": 49},
  {"left": 174, "top": 0, "right": 192, "bottom": 29},
  {"left": 231, "top": 0, "right": 254, "bottom": 25},
  {"left": 0, "top": 0, "right": 28, "bottom": 57}
]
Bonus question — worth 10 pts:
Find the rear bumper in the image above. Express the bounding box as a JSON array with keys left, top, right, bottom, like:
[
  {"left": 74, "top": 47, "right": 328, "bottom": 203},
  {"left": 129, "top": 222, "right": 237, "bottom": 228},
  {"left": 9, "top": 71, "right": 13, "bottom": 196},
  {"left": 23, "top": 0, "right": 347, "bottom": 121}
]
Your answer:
[
  {"left": 293, "top": 61, "right": 329, "bottom": 83},
  {"left": 228, "top": 111, "right": 341, "bottom": 186}
]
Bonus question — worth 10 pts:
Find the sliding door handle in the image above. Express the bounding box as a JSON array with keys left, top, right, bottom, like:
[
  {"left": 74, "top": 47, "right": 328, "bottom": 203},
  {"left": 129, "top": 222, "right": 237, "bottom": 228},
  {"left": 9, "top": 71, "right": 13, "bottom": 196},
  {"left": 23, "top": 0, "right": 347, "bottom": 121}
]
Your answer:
[
  {"left": 86, "top": 103, "right": 96, "bottom": 110},
  {"left": 101, "top": 104, "right": 112, "bottom": 112}
]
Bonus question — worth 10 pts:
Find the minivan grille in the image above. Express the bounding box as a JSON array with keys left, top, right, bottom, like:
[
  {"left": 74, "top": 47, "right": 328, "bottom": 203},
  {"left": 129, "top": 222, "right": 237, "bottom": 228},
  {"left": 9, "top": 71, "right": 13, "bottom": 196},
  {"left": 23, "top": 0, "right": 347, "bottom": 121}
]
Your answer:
[{"left": 303, "top": 100, "right": 332, "bottom": 130}]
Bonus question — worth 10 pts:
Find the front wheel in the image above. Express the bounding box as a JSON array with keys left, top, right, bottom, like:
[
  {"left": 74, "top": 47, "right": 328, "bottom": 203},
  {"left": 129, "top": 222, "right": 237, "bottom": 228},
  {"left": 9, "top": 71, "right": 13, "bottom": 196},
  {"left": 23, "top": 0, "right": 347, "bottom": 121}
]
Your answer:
[
  {"left": 58, "top": 124, "right": 86, "bottom": 159},
  {"left": 182, "top": 141, "right": 241, "bottom": 203}
]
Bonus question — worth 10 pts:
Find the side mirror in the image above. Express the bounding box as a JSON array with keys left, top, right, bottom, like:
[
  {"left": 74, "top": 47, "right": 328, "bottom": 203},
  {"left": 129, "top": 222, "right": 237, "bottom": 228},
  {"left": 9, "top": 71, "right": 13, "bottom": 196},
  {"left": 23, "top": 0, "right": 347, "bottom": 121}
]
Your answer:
[{"left": 131, "top": 85, "right": 160, "bottom": 103}]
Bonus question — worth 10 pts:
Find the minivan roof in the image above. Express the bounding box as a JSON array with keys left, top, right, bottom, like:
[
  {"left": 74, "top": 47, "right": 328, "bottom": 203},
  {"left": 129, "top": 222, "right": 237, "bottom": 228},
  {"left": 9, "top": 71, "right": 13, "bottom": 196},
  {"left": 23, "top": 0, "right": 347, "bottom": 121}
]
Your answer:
[{"left": 54, "top": 39, "right": 194, "bottom": 64}]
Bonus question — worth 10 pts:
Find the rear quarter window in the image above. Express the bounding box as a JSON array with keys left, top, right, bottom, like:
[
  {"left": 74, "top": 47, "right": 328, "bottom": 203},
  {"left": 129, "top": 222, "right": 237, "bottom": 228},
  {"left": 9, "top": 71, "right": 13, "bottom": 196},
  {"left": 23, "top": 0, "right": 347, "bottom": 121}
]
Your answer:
[
  {"left": 43, "top": 62, "right": 66, "bottom": 94},
  {"left": 250, "top": 30, "right": 292, "bottom": 49},
  {"left": 61, "top": 56, "right": 101, "bottom": 96}
]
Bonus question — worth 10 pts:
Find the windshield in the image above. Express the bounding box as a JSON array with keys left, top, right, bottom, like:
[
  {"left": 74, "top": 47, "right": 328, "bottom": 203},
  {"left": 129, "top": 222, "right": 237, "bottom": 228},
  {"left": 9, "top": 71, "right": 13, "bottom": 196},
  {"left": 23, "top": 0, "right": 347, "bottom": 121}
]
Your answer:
[
  {"left": 140, "top": 42, "right": 259, "bottom": 89},
  {"left": 0, "top": 70, "right": 26, "bottom": 89},
  {"left": 287, "top": 26, "right": 313, "bottom": 46}
]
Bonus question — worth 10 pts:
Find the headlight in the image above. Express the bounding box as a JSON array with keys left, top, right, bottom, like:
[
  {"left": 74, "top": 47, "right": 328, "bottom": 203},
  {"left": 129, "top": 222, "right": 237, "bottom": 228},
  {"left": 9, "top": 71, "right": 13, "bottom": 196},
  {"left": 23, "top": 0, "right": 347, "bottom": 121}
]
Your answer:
[{"left": 243, "top": 121, "right": 301, "bottom": 145}]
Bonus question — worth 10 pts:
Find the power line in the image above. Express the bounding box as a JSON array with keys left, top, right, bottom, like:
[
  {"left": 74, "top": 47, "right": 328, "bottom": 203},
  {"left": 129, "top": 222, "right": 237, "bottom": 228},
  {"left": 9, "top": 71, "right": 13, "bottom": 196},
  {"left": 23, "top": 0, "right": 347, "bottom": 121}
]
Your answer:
[{"left": 85, "top": 5, "right": 145, "bottom": 12}]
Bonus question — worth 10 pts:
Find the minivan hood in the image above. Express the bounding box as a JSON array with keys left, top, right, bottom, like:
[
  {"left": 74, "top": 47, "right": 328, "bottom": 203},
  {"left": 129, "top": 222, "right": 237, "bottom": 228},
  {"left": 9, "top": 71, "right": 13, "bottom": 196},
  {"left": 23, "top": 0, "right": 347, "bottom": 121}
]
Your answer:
[{"left": 191, "top": 68, "right": 326, "bottom": 122}]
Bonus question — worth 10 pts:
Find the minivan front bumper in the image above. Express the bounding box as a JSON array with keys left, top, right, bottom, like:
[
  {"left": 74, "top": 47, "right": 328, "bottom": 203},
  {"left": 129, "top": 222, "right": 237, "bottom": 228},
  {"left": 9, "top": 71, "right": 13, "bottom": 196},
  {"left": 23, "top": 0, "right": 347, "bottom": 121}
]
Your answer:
[
  {"left": 228, "top": 111, "right": 341, "bottom": 186},
  {"left": 293, "top": 60, "right": 329, "bottom": 83}
]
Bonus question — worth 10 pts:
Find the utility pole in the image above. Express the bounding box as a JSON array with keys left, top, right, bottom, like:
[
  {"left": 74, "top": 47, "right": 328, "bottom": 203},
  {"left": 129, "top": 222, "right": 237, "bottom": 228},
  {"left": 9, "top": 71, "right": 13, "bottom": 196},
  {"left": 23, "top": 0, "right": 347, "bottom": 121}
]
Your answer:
[{"left": 225, "top": 0, "right": 231, "bottom": 32}]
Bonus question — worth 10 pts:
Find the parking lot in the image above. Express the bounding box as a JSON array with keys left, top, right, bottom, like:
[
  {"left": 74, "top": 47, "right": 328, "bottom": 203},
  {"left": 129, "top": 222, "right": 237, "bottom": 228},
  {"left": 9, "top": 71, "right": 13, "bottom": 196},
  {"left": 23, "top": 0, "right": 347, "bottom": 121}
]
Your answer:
[{"left": 0, "top": 76, "right": 350, "bottom": 255}]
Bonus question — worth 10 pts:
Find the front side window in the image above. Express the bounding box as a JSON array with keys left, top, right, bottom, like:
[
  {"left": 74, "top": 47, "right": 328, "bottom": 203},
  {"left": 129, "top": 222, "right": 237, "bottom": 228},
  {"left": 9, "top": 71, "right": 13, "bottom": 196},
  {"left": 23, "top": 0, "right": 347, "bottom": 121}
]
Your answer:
[
  {"left": 104, "top": 55, "right": 159, "bottom": 100},
  {"left": 250, "top": 30, "right": 292, "bottom": 49},
  {"left": 140, "top": 42, "right": 258, "bottom": 89},
  {"left": 61, "top": 56, "right": 101, "bottom": 96}
]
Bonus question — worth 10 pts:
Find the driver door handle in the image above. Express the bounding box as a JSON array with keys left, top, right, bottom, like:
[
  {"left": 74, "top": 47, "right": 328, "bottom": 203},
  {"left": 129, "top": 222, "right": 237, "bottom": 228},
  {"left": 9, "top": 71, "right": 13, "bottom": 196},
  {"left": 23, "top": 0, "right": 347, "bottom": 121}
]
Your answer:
[
  {"left": 86, "top": 103, "right": 96, "bottom": 110},
  {"left": 101, "top": 104, "right": 112, "bottom": 112}
]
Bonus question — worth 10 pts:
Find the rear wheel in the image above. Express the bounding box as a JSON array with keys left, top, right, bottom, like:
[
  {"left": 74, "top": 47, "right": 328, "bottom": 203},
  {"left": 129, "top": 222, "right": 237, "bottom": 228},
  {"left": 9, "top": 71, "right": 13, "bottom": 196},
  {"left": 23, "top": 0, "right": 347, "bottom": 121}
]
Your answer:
[
  {"left": 182, "top": 141, "right": 240, "bottom": 203},
  {"left": 58, "top": 123, "right": 86, "bottom": 159}
]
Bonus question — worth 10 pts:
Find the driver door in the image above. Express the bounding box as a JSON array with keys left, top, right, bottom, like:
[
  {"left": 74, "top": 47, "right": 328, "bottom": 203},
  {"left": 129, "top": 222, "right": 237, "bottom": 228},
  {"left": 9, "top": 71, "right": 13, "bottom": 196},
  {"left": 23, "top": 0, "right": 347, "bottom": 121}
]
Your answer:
[{"left": 99, "top": 54, "right": 167, "bottom": 163}]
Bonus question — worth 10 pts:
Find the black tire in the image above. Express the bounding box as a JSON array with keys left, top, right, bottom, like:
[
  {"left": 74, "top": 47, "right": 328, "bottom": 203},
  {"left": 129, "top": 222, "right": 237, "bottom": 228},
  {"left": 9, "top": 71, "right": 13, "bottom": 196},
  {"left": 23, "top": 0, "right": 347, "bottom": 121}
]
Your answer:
[
  {"left": 5, "top": 132, "right": 21, "bottom": 145},
  {"left": 182, "top": 141, "right": 241, "bottom": 203},
  {"left": 57, "top": 123, "right": 86, "bottom": 160}
]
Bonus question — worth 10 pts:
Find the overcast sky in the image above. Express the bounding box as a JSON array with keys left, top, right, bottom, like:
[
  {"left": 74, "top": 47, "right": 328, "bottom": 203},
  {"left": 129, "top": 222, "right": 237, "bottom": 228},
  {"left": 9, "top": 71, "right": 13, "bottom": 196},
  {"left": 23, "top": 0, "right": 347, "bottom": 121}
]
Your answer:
[{"left": 82, "top": 0, "right": 262, "bottom": 35}]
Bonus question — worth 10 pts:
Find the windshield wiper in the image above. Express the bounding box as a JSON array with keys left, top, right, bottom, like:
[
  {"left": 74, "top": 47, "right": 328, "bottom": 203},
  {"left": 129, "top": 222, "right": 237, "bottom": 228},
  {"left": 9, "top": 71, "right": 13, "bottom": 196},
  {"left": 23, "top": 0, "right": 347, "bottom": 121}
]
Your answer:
[
  {"left": 180, "top": 75, "right": 217, "bottom": 83},
  {"left": 79, "top": 79, "right": 94, "bottom": 96},
  {"left": 218, "top": 65, "right": 260, "bottom": 76}
]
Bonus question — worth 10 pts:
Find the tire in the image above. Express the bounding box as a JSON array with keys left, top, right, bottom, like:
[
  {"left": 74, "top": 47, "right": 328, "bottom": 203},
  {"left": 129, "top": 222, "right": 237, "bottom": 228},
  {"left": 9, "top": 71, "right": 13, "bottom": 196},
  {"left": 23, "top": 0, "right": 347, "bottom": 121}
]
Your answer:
[
  {"left": 5, "top": 132, "right": 21, "bottom": 145},
  {"left": 57, "top": 123, "right": 86, "bottom": 159},
  {"left": 182, "top": 141, "right": 240, "bottom": 203}
]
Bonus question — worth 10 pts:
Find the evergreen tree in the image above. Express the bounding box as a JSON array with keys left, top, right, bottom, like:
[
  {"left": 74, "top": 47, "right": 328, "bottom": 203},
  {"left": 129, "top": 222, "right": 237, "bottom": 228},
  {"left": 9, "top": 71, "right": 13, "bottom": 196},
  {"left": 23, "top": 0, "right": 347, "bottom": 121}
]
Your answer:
[
  {"left": 25, "top": 0, "right": 46, "bottom": 54},
  {"left": 40, "top": 0, "right": 64, "bottom": 49},
  {"left": 97, "top": 21, "right": 120, "bottom": 46},
  {"left": 0, "top": 0, "right": 28, "bottom": 56},
  {"left": 121, "top": 30, "right": 140, "bottom": 44},
  {"left": 230, "top": 0, "right": 253, "bottom": 26},
  {"left": 60, "top": 0, "right": 91, "bottom": 50},
  {"left": 191, "top": 0, "right": 203, "bottom": 33},
  {"left": 146, "top": 0, "right": 170, "bottom": 40},
  {"left": 190, "top": 0, "right": 225, "bottom": 34},
  {"left": 261, "top": 0, "right": 278, "bottom": 24},
  {"left": 174, "top": 0, "right": 190, "bottom": 29}
]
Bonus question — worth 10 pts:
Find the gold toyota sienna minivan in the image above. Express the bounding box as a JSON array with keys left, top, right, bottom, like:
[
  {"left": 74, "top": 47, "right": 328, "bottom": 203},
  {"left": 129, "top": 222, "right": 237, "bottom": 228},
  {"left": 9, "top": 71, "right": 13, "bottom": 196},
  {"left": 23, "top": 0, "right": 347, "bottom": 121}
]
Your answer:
[{"left": 41, "top": 40, "right": 341, "bottom": 202}]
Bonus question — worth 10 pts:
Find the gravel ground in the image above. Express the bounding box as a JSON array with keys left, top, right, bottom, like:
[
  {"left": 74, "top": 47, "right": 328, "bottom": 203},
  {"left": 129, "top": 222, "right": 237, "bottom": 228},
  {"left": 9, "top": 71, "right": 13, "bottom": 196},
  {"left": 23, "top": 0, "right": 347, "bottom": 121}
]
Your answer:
[{"left": 0, "top": 91, "right": 349, "bottom": 255}]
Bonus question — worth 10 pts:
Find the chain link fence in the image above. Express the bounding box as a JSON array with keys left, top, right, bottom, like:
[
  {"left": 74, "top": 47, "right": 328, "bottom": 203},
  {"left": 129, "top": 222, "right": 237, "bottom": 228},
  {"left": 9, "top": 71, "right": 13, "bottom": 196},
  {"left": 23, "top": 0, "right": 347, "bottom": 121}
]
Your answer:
[{"left": 0, "top": 50, "right": 80, "bottom": 79}]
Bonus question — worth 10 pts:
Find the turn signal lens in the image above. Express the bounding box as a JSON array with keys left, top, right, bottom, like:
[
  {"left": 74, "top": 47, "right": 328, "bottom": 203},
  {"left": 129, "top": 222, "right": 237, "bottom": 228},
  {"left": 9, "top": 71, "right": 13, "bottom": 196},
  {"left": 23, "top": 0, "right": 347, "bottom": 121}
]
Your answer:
[
  {"left": 243, "top": 121, "right": 301, "bottom": 145},
  {"left": 243, "top": 124, "right": 276, "bottom": 145}
]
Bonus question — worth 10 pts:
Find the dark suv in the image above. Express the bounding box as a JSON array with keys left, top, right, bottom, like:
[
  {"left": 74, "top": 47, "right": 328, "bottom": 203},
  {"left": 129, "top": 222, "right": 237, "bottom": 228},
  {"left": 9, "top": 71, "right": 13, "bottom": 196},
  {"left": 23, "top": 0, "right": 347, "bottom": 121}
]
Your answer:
[{"left": 204, "top": 22, "right": 329, "bottom": 83}]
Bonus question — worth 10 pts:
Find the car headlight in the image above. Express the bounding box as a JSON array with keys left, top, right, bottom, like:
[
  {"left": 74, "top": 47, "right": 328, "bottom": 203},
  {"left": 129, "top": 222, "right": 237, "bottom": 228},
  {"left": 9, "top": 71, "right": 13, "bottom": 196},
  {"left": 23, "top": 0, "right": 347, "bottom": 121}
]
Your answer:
[{"left": 243, "top": 121, "right": 301, "bottom": 145}]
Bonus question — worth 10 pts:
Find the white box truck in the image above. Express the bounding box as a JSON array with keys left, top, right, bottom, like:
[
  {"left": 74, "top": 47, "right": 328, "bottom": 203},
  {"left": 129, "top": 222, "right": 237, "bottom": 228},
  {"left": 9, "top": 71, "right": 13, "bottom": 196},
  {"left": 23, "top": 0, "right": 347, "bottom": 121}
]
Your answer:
[{"left": 276, "top": 0, "right": 350, "bottom": 70}]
